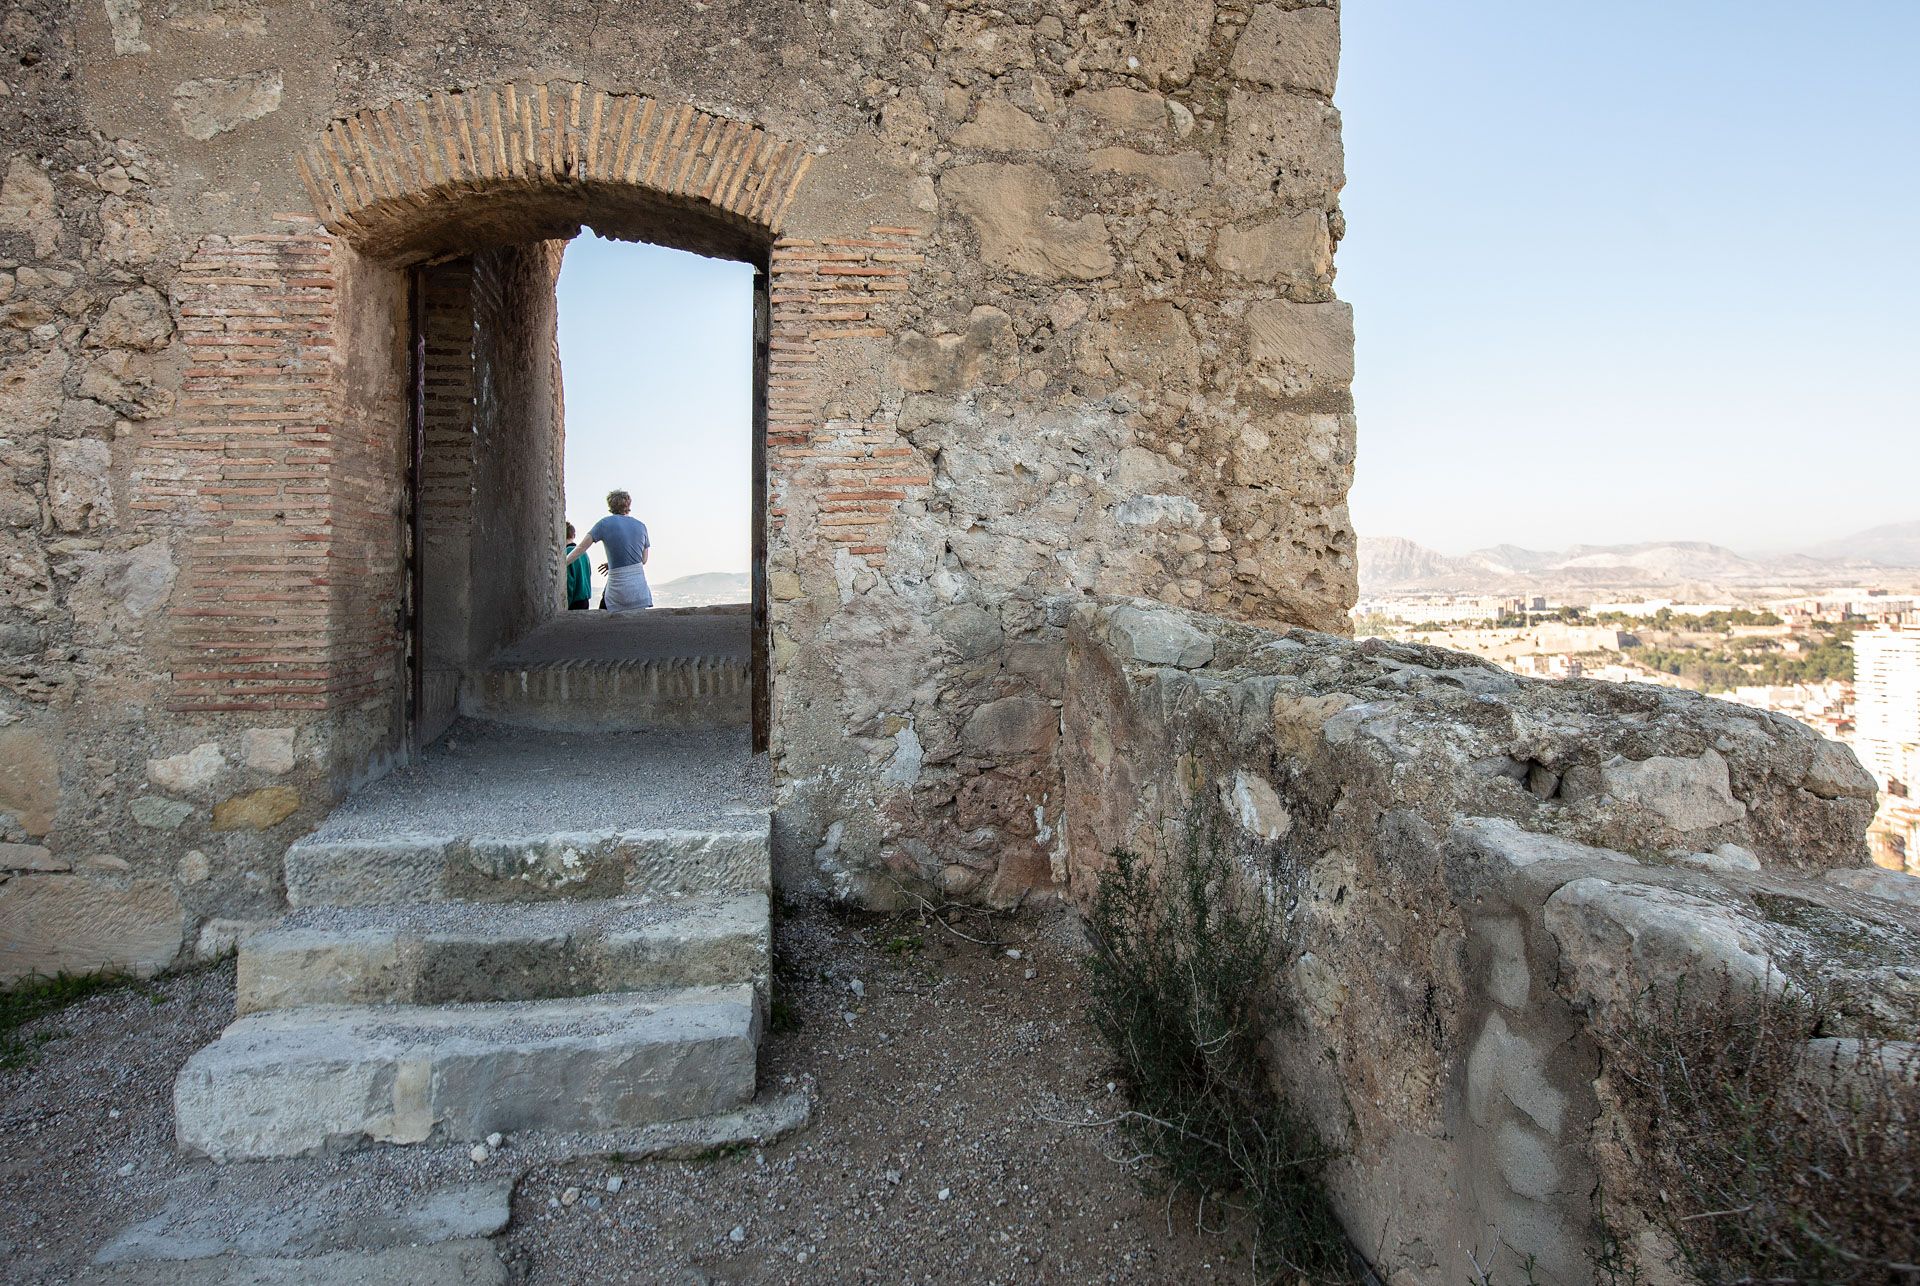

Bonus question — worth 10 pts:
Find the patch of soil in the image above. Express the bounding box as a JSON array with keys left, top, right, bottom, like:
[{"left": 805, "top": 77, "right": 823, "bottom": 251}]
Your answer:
[{"left": 502, "top": 901, "right": 1239, "bottom": 1282}]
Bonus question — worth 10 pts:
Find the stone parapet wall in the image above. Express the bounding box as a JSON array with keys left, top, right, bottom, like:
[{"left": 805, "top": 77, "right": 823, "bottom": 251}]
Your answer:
[{"left": 1061, "top": 599, "right": 1918, "bottom": 1282}]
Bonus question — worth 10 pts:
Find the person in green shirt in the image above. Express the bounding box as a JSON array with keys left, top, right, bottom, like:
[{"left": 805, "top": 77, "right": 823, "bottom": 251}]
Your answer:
[{"left": 564, "top": 522, "right": 593, "bottom": 610}]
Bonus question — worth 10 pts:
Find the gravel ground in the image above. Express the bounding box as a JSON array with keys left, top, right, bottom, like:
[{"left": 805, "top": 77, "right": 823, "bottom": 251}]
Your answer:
[
  {"left": 0, "top": 903, "right": 1244, "bottom": 1283},
  {"left": 502, "top": 902, "right": 1240, "bottom": 1283},
  {"left": 309, "top": 721, "right": 770, "bottom": 840}
]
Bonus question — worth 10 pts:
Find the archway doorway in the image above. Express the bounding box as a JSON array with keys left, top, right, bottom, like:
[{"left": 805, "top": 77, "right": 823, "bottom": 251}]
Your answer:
[{"left": 399, "top": 226, "right": 770, "bottom": 755}]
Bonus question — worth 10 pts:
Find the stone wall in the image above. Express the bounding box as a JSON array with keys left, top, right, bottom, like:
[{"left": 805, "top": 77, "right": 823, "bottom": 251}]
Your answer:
[
  {"left": 1, "top": 0, "right": 1361, "bottom": 974},
  {"left": 1061, "top": 599, "right": 1918, "bottom": 1282}
]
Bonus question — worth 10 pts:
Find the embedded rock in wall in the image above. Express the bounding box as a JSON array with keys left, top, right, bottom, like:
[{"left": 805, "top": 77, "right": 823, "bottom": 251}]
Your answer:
[
  {"left": 0, "top": 724, "right": 60, "bottom": 838},
  {"left": 941, "top": 163, "right": 1115, "bottom": 281},
  {"left": 172, "top": 71, "right": 284, "bottom": 140},
  {"left": 1061, "top": 600, "right": 1910, "bottom": 1284}
]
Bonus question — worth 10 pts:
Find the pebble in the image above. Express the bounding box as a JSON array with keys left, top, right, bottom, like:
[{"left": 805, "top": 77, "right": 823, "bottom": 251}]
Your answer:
[
  {"left": 470, "top": 1144, "right": 490, "bottom": 1163},
  {"left": 116, "top": 1162, "right": 134, "bottom": 1178},
  {"left": 1005, "top": 949, "right": 1022, "bottom": 960},
  {"left": 848, "top": 978, "right": 865, "bottom": 999},
  {"left": 1023, "top": 968, "right": 1036, "bottom": 980},
  {"left": 107, "top": 1109, "right": 121, "bottom": 1120},
  {"left": 729, "top": 1225, "right": 746, "bottom": 1243},
  {"left": 486, "top": 1132, "right": 503, "bottom": 1149},
  {"left": 561, "top": 1187, "right": 581, "bottom": 1207},
  {"left": 937, "top": 1187, "right": 951, "bottom": 1201},
  {"left": 605, "top": 1175, "right": 623, "bottom": 1194}
]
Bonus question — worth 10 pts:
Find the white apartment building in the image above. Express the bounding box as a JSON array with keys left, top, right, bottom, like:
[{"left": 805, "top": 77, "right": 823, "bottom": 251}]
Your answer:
[{"left": 1853, "top": 627, "right": 1920, "bottom": 793}]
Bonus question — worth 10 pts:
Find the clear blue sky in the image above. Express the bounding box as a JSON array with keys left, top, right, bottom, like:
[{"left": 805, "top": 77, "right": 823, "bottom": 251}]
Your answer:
[
  {"left": 558, "top": 234, "right": 752, "bottom": 589},
  {"left": 1340, "top": 1, "right": 1920, "bottom": 555},
  {"left": 558, "top": 3, "right": 1920, "bottom": 572}
]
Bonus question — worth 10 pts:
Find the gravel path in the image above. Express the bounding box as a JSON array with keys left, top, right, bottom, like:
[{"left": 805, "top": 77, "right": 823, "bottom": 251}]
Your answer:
[
  {"left": 0, "top": 903, "right": 1242, "bottom": 1283},
  {"left": 309, "top": 721, "right": 769, "bottom": 841}
]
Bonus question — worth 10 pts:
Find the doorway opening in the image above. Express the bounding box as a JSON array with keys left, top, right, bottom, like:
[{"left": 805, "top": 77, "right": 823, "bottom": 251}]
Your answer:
[{"left": 399, "top": 227, "right": 771, "bottom": 757}]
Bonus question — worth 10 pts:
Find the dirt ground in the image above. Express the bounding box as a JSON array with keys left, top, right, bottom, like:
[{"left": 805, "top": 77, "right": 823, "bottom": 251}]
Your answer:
[{"left": 0, "top": 900, "right": 1253, "bottom": 1284}]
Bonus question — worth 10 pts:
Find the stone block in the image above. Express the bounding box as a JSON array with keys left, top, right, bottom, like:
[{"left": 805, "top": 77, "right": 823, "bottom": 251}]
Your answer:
[
  {"left": 892, "top": 306, "right": 1016, "bottom": 394},
  {"left": 942, "top": 163, "right": 1114, "bottom": 280},
  {"left": 951, "top": 99, "right": 1051, "bottom": 151},
  {"left": 0, "top": 874, "right": 184, "bottom": 982},
  {"left": 132, "top": 795, "right": 196, "bottom": 830},
  {"left": 1088, "top": 147, "right": 1209, "bottom": 195},
  {"left": 0, "top": 841, "right": 66, "bottom": 871},
  {"left": 239, "top": 727, "right": 297, "bottom": 774},
  {"left": 1804, "top": 737, "right": 1876, "bottom": 801},
  {"left": 961, "top": 694, "right": 1059, "bottom": 757},
  {"left": 147, "top": 742, "right": 225, "bottom": 795},
  {"left": 212, "top": 785, "right": 301, "bottom": 831},
  {"left": 1221, "top": 90, "right": 1344, "bottom": 209},
  {"left": 0, "top": 156, "right": 58, "bottom": 257},
  {"left": 1544, "top": 877, "right": 1785, "bottom": 1013},
  {"left": 174, "top": 986, "right": 760, "bottom": 1160},
  {"left": 1075, "top": 86, "right": 1167, "bottom": 134},
  {"left": 1598, "top": 748, "right": 1746, "bottom": 832},
  {"left": 0, "top": 724, "right": 59, "bottom": 837},
  {"left": 1230, "top": 4, "right": 1341, "bottom": 95},
  {"left": 172, "top": 70, "right": 284, "bottom": 140},
  {"left": 1106, "top": 604, "right": 1215, "bottom": 668},
  {"left": 88, "top": 286, "right": 175, "bottom": 350},
  {"left": 1213, "top": 209, "right": 1332, "bottom": 284},
  {"left": 1247, "top": 298, "right": 1355, "bottom": 399},
  {"left": 48, "top": 436, "right": 114, "bottom": 532}
]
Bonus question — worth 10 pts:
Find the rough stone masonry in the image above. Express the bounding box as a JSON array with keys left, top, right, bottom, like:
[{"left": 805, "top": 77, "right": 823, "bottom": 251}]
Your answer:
[
  {"left": 0, "top": 0, "right": 1356, "bottom": 974},
  {"left": 3, "top": 3, "right": 1909, "bottom": 1282}
]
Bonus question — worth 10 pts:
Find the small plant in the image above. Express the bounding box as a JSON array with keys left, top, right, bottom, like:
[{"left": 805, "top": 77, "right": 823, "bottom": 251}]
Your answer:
[
  {"left": 1084, "top": 825, "right": 1351, "bottom": 1282},
  {"left": 0, "top": 968, "right": 144, "bottom": 1070},
  {"left": 1600, "top": 974, "right": 1919, "bottom": 1283}
]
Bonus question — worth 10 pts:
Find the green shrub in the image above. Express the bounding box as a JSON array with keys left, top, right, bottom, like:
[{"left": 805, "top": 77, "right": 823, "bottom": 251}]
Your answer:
[
  {"left": 1602, "top": 976, "right": 1919, "bottom": 1283},
  {"left": 1085, "top": 829, "right": 1351, "bottom": 1282}
]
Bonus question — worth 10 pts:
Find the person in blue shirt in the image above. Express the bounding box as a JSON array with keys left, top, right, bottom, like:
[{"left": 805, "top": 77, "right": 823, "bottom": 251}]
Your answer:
[
  {"left": 566, "top": 489, "right": 652, "bottom": 611},
  {"left": 563, "top": 522, "right": 593, "bottom": 610}
]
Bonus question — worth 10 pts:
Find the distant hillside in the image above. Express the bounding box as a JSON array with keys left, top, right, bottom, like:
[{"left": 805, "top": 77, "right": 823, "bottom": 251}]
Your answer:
[
  {"left": 651, "top": 571, "right": 749, "bottom": 607},
  {"left": 1360, "top": 528, "right": 1920, "bottom": 598},
  {"left": 1802, "top": 520, "right": 1920, "bottom": 567}
]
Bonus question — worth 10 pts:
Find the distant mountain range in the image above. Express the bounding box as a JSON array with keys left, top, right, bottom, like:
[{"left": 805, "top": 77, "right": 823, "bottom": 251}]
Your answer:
[
  {"left": 650, "top": 571, "right": 750, "bottom": 607},
  {"left": 1360, "top": 522, "right": 1920, "bottom": 597}
]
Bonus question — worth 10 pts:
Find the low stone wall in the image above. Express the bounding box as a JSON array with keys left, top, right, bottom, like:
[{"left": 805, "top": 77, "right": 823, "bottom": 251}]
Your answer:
[{"left": 1061, "top": 599, "right": 1919, "bottom": 1283}]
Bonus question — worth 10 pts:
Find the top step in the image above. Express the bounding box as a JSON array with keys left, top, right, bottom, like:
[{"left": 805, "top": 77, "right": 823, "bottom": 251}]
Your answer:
[{"left": 468, "top": 609, "right": 750, "bottom": 731}]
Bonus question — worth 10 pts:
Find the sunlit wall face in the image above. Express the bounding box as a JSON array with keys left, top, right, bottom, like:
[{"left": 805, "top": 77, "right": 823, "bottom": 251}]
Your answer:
[{"left": 558, "top": 232, "right": 755, "bottom": 604}]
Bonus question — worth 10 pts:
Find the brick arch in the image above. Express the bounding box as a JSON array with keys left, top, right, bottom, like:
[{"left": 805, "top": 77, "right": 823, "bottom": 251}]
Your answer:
[{"left": 295, "top": 80, "right": 815, "bottom": 262}]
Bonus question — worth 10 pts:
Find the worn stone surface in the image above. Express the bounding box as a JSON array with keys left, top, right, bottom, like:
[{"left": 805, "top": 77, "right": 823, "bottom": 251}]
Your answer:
[
  {"left": 175, "top": 985, "right": 760, "bottom": 1161},
  {"left": 0, "top": 874, "right": 186, "bottom": 982},
  {"left": 0, "top": 723, "right": 60, "bottom": 836},
  {"left": 1060, "top": 601, "right": 1912, "bottom": 1284},
  {"left": 171, "top": 71, "right": 284, "bottom": 140},
  {"left": 941, "top": 163, "right": 1115, "bottom": 281},
  {"left": 211, "top": 786, "right": 301, "bottom": 832}
]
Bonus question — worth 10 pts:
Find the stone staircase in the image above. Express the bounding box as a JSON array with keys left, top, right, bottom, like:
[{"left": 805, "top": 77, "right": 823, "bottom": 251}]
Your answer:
[{"left": 173, "top": 612, "right": 772, "bottom": 1164}]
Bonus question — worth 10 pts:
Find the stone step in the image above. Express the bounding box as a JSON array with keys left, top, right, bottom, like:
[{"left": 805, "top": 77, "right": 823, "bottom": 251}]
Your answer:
[
  {"left": 464, "top": 657, "right": 750, "bottom": 731},
  {"left": 236, "top": 892, "right": 769, "bottom": 1014},
  {"left": 175, "top": 985, "right": 760, "bottom": 1161},
  {"left": 284, "top": 820, "right": 770, "bottom": 907}
]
